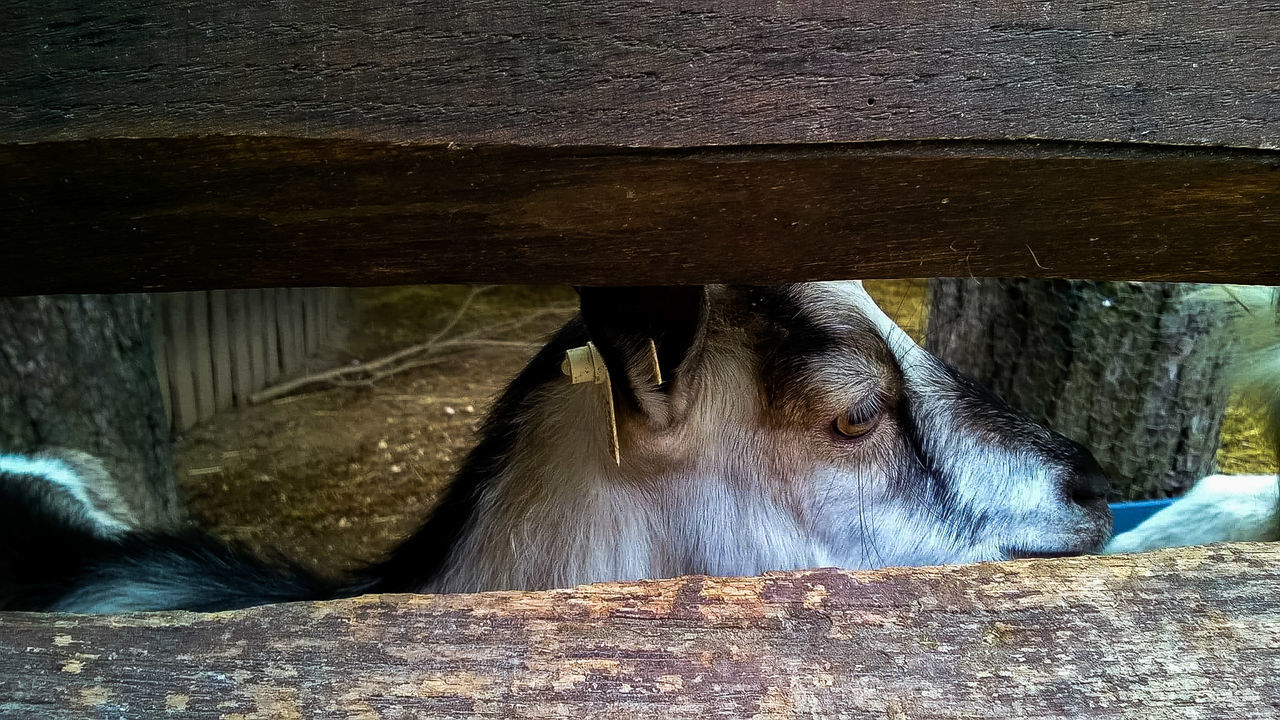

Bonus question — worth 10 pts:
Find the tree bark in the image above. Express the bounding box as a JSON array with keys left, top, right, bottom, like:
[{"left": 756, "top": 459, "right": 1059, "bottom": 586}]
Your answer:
[
  {"left": 0, "top": 544, "right": 1274, "bottom": 719},
  {"left": 927, "top": 279, "right": 1234, "bottom": 501},
  {"left": 0, "top": 294, "right": 180, "bottom": 527}
]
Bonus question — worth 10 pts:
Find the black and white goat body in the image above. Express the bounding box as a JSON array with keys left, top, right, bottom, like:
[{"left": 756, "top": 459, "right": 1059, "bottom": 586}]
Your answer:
[{"left": 0, "top": 282, "right": 1114, "bottom": 613}]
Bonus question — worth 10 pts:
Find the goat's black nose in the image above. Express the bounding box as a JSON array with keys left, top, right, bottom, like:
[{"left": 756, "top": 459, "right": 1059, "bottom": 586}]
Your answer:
[{"left": 1062, "top": 445, "right": 1111, "bottom": 506}]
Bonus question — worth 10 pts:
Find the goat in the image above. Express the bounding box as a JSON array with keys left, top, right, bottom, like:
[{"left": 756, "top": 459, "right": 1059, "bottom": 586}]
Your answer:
[{"left": 0, "top": 282, "right": 1113, "bottom": 613}]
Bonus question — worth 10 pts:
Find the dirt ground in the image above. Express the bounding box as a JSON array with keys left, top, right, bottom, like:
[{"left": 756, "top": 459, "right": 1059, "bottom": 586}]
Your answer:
[
  {"left": 175, "top": 285, "right": 576, "bottom": 578},
  {"left": 175, "top": 281, "right": 1276, "bottom": 577}
]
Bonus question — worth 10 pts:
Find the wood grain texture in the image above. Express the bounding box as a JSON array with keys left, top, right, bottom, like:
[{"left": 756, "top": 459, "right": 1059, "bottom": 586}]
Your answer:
[
  {"left": 0, "top": 543, "right": 1276, "bottom": 719},
  {"left": 208, "top": 290, "right": 234, "bottom": 412},
  {"left": 226, "top": 290, "right": 254, "bottom": 406},
  {"left": 0, "top": 0, "right": 1275, "bottom": 149},
  {"left": 275, "top": 289, "right": 300, "bottom": 375},
  {"left": 159, "top": 293, "right": 199, "bottom": 431},
  {"left": 189, "top": 291, "right": 216, "bottom": 422},
  {"left": 262, "top": 290, "right": 281, "bottom": 381},
  {"left": 1, "top": 138, "right": 1277, "bottom": 294}
]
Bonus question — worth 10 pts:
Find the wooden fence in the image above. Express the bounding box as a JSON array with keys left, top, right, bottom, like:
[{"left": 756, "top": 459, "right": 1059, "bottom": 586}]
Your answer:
[
  {"left": 151, "top": 289, "right": 344, "bottom": 432},
  {"left": 2, "top": 0, "right": 1277, "bottom": 716},
  {"left": 6, "top": 544, "right": 1277, "bottom": 718}
]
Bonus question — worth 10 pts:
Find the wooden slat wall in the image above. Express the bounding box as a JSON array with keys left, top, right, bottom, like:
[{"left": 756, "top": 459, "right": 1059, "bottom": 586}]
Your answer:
[
  {"left": 189, "top": 292, "right": 216, "bottom": 422},
  {"left": 263, "top": 290, "right": 281, "bottom": 383},
  {"left": 208, "top": 290, "right": 234, "bottom": 413},
  {"left": 225, "top": 290, "right": 253, "bottom": 407},
  {"left": 150, "top": 288, "right": 345, "bottom": 432}
]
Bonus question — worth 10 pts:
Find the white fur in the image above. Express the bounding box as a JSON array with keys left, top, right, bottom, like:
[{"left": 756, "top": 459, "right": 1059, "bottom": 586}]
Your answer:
[
  {"left": 1105, "top": 474, "right": 1279, "bottom": 554},
  {"left": 0, "top": 453, "right": 132, "bottom": 537},
  {"left": 807, "top": 282, "right": 1106, "bottom": 561},
  {"left": 51, "top": 577, "right": 206, "bottom": 614},
  {"left": 12, "top": 282, "right": 1273, "bottom": 612},
  {"left": 426, "top": 282, "right": 1109, "bottom": 593}
]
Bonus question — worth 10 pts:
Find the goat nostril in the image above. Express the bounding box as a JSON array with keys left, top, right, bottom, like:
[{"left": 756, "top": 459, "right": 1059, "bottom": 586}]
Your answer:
[
  {"left": 1066, "top": 471, "right": 1111, "bottom": 506},
  {"left": 1060, "top": 443, "right": 1111, "bottom": 506}
]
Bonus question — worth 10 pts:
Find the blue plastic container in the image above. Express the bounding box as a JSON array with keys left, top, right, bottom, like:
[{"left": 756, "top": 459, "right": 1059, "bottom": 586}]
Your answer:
[{"left": 1108, "top": 499, "right": 1175, "bottom": 537}]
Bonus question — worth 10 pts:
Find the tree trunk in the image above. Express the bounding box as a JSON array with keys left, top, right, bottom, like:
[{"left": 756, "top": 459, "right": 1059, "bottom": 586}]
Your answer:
[
  {"left": 926, "top": 279, "right": 1233, "bottom": 501},
  {"left": 0, "top": 294, "right": 180, "bottom": 527}
]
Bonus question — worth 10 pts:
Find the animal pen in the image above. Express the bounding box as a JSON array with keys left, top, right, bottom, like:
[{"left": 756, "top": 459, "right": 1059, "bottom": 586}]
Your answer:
[
  {"left": 1, "top": 0, "right": 1277, "bottom": 717},
  {"left": 152, "top": 289, "right": 345, "bottom": 432}
]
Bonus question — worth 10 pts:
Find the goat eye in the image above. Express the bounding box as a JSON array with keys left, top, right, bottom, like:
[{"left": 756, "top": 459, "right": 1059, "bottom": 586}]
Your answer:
[{"left": 833, "top": 403, "right": 881, "bottom": 439}]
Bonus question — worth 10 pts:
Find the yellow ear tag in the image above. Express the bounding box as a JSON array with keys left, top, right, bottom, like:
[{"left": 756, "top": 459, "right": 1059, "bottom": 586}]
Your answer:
[
  {"left": 562, "top": 342, "right": 621, "bottom": 465},
  {"left": 561, "top": 339, "right": 663, "bottom": 466},
  {"left": 647, "top": 338, "right": 663, "bottom": 386}
]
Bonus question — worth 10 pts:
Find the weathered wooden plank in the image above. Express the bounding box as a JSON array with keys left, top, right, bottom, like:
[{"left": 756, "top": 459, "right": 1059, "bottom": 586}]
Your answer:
[
  {"left": 302, "top": 289, "right": 319, "bottom": 354},
  {"left": 225, "top": 289, "right": 254, "bottom": 406},
  {"left": 0, "top": 544, "right": 1275, "bottom": 718},
  {"left": 276, "top": 289, "right": 301, "bottom": 375},
  {"left": 149, "top": 296, "right": 172, "bottom": 430},
  {"left": 291, "top": 288, "right": 310, "bottom": 362},
  {"left": 0, "top": 0, "right": 1275, "bottom": 149},
  {"left": 188, "top": 291, "right": 216, "bottom": 422},
  {"left": 322, "top": 289, "right": 336, "bottom": 340},
  {"left": 159, "top": 293, "right": 198, "bottom": 431},
  {"left": 263, "top": 289, "right": 281, "bottom": 381},
  {"left": 0, "top": 138, "right": 1276, "bottom": 294},
  {"left": 245, "top": 290, "right": 267, "bottom": 391},
  {"left": 208, "top": 289, "right": 234, "bottom": 411}
]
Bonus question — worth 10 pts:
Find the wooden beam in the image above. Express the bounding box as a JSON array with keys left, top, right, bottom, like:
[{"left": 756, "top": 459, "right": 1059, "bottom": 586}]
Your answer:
[
  {"left": 1, "top": 0, "right": 1276, "bottom": 149},
  {"left": 3, "top": 3, "right": 1275, "bottom": 292},
  {"left": 1, "top": 138, "right": 1277, "bottom": 294},
  {"left": 0, "top": 543, "right": 1276, "bottom": 718}
]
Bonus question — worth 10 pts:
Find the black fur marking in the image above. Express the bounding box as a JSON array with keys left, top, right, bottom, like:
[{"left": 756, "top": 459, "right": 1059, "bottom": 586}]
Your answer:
[
  {"left": 578, "top": 286, "right": 709, "bottom": 411},
  {"left": 747, "top": 286, "right": 840, "bottom": 357},
  {"left": 0, "top": 470, "right": 345, "bottom": 612},
  {"left": 893, "top": 375, "right": 990, "bottom": 548},
  {"left": 0, "top": 471, "right": 106, "bottom": 610},
  {"left": 0, "top": 317, "right": 599, "bottom": 609},
  {"left": 744, "top": 286, "right": 843, "bottom": 408},
  {"left": 931, "top": 357, "right": 1109, "bottom": 502}
]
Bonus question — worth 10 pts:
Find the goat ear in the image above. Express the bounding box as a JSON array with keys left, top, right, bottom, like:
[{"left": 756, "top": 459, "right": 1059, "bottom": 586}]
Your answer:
[{"left": 576, "top": 286, "right": 709, "bottom": 419}]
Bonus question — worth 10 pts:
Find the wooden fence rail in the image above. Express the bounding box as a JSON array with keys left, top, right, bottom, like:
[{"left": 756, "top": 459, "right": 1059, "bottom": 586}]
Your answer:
[
  {"left": 2, "top": 0, "right": 1274, "bottom": 148},
  {"left": 0, "top": 543, "right": 1275, "bottom": 719},
  {"left": 1, "top": 0, "right": 1276, "bottom": 295},
  {"left": 151, "top": 289, "right": 344, "bottom": 431},
  {"left": 2, "top": 140, "right": 1278, "bottom": 295}
]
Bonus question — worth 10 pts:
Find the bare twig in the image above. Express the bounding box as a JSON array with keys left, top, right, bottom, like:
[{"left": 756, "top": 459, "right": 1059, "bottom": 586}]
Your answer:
[
  {"left": 434, "top": 339, "right": 542, "bottom": 350},
  {"left": 424, "top": 286, "right": 495, "bottom": 346},
  {"left": 249, "top": 294, "right": 571, "bottom": 404}
]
